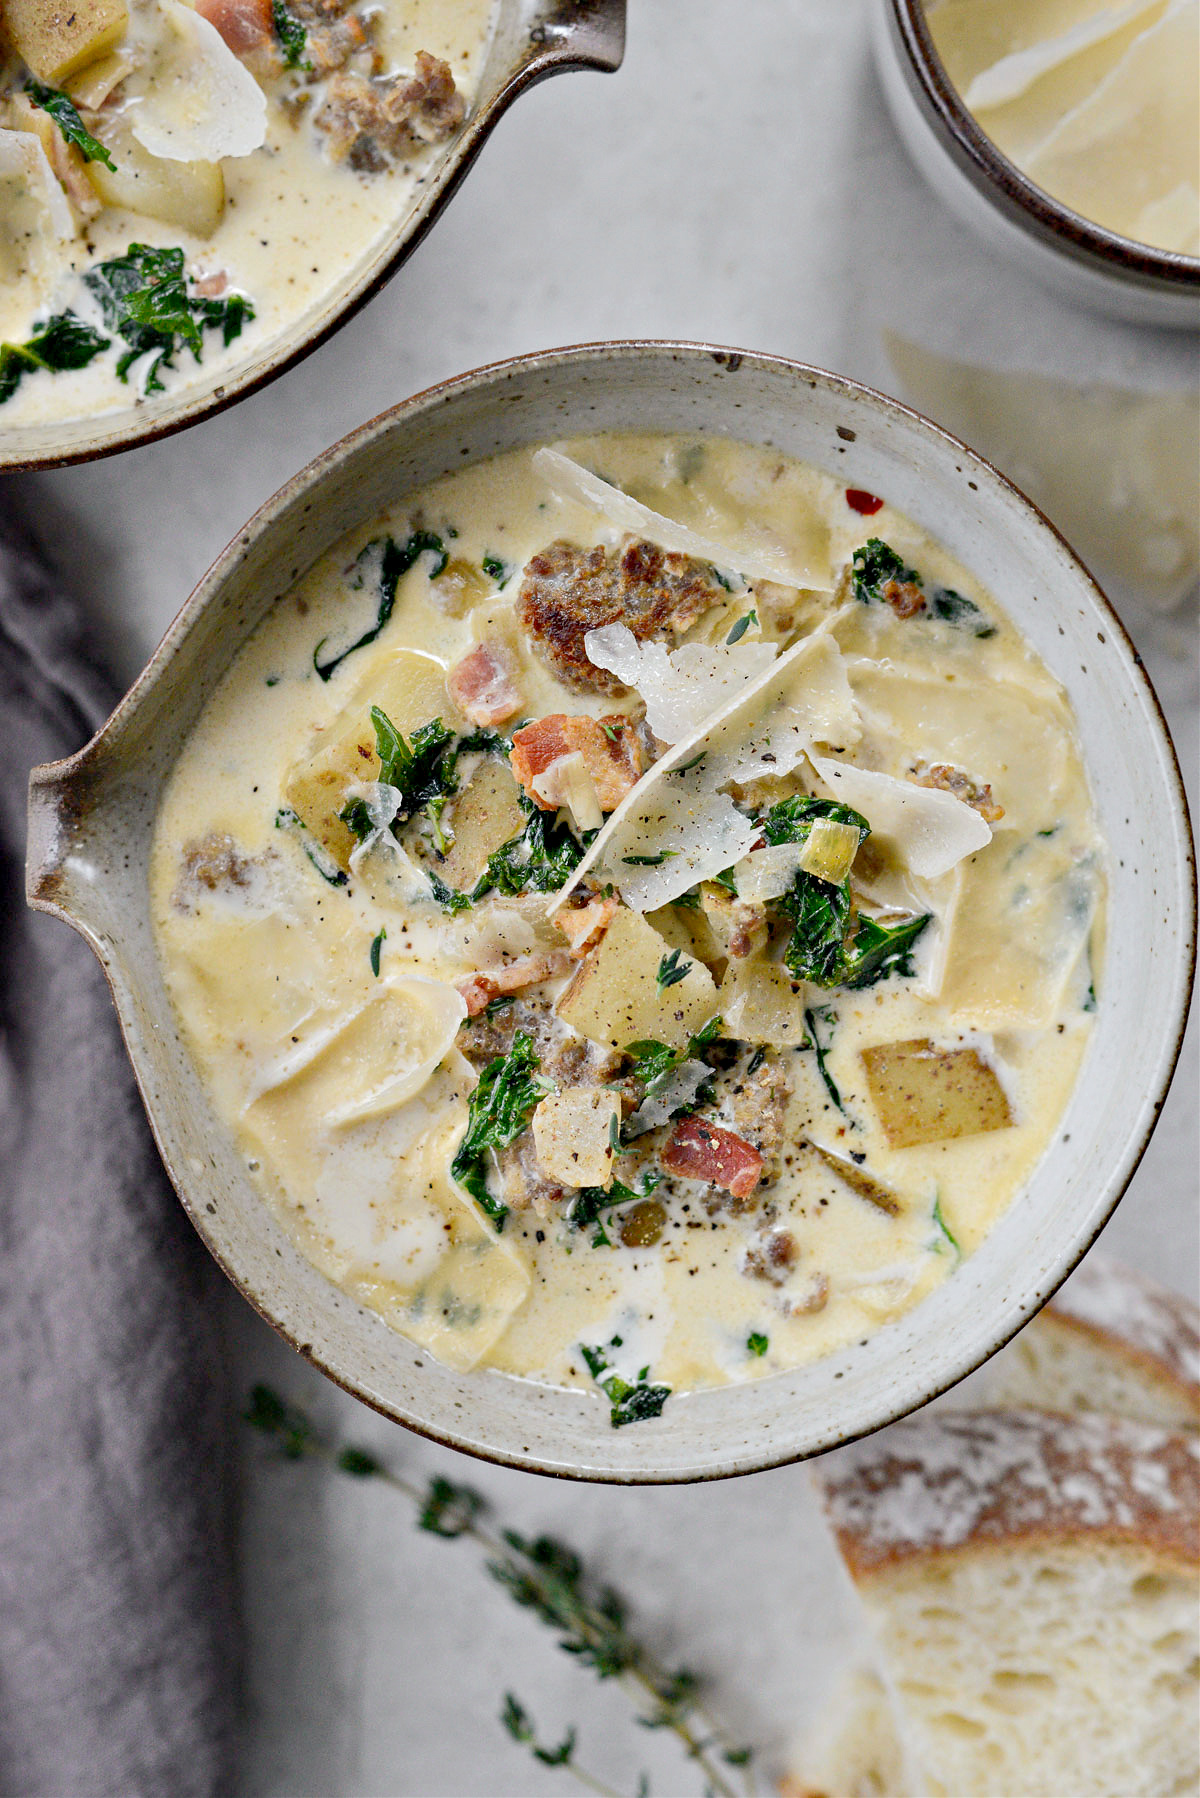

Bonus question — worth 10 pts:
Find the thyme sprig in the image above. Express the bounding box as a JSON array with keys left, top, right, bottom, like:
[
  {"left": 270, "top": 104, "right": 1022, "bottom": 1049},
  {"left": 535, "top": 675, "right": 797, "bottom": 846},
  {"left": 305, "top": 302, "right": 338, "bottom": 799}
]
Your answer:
[{"left": 244, "top": 1385, "right": 756, "bottom": 1797}]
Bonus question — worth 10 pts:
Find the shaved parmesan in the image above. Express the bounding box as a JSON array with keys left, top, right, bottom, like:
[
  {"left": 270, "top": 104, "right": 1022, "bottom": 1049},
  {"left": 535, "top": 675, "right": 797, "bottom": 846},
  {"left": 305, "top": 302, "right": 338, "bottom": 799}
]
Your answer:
[
  {"left": 716, "top": 629, "right": 860, "bottom": 782},
  {"left": 613, "top": 770, "right": 761, "bottom": 911},
  {"left": 0, "top": 128, "right": 74, "bottom": 249},
  {"left": 733, "top": 843, "right": 805, "bottom": 902},
  {"left": 533, "top": 447, "right": 830, "bottom": 590},
  {"left": 533, "top": 1088, "right": 621, "bottom": 1188},
  {"left": 584, "top": 623, "right": 778, "bottom": 744},
  {"left": 963, "top": 0, "right": 1162, "bottom": 109},
  {"left": 131, "top": 0, "right": 267, "bottom": 162},
  {"left": 808, "top": 755, "right": 992, "bottom": 879},
  {"left": 625, "top": 1060, "right": 713, "bottom": 1137},
  {"left": 529, "top": 751, "right": 604, "bottom": 833}
]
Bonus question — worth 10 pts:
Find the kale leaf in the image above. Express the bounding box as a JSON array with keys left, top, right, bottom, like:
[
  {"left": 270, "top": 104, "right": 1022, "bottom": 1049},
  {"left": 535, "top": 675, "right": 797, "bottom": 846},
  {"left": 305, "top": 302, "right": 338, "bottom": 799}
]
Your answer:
[
  {"left": 803, "top": 1004, "right": 844, "bottom": 1113},
  {"left": 564, "top": 1174, "right": 661, "bottom": 1247},
  {"left": 851, "top": 537, "right": 919, "bottom": 605},
  {"left": 370, "top": 708, "right": 456, "bottom": 812},
  {"left": 313, "top": 530, "right": 447, "bottom": 680},
  {"left": 929, "top": 586, "right": 997, "bottom": 637},
  {"left": 271, "top": 0, "right": 311, "bottom": 68},
  {"left": 24, "top": 79, "right": 116, "bottom": 168},
  {"left": 841, "top": 910, "right": 931, "bottom": 988},
  {"left": 0, "top": 312, "right": 109, "bottom": 406},
  {"left": 477, "top": 794, "right": 588, "bottom": 899},
  {"left": 759, "top": 795, "right": 869, "bottom": 984},
  {"left": 623, "top": 1016, "right": 723, "bottom": 1100},
  {"left": 450, "top": 1032, "right": 552, "bottom": 1228},
  {"left": 580, "top": 1343, "right": 671, "bottom": 1429},
  {"left": 274, "top": 806, "right": 349, "bottom": 886},
  {"left": 83, "top": 243, "right": 252, "bottom": 393}
]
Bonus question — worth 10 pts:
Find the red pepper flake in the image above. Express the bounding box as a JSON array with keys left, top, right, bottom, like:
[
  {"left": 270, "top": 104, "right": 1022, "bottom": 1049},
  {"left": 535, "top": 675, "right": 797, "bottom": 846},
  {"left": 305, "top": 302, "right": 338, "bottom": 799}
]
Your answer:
[{"left": 845, "top": 488, "right": 884, "bottom": 516}]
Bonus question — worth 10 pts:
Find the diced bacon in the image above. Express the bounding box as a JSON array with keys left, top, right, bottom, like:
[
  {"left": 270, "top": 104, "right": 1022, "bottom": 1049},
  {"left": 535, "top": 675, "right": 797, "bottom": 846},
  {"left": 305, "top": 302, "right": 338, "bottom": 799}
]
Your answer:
[
  {"left": 510, "top": 714, "right": 643, "bottom": 813},
  {"left": 663, "top": 1115, "right": 764, "bottom": 1200},
  {"left": 454, "top": 951, "right": 571, "bottom": 1017},
  {"left": 195, "top": 0, "right": 274, "bottom": 54},
  {"left": 555, "top": 895, "right": 619, "bottom": 959},
  {"left": 446, "top": 642, "right": 523, "bottom": 727}
]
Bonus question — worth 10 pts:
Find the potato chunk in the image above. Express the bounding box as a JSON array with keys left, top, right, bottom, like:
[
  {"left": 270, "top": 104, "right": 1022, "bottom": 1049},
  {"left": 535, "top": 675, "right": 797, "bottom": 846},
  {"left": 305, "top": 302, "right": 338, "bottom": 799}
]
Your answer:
[
  {"left": 4, "top": 0, "right": 128, "bottom": 84},
  {"left": 85, "top": 128, "right": 225, "bottom": 237},
  {"left": 532, "top": 1088, "right": 621, "bottom": 1190},
  {"left": 719, "top": 957, "right": 807, "bottom": 1047},
  {"left": 861, "top": 1038, "right": 1012, "bottom": 1149},
  {"left": 556, "top": 907, "right": 718, "bottom": 1050},
  {"left": 283, "top": 650, "right": 457, "bottom": 872},
  {"left": 432, "top": 757, "right": 525, "bottom": 891}
]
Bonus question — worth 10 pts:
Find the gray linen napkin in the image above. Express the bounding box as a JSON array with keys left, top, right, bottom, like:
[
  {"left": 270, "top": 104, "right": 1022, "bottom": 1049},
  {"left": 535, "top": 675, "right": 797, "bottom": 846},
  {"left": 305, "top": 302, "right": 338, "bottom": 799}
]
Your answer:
[{"left": 0, "top": 508, "right": 238, "bottom": 1798}]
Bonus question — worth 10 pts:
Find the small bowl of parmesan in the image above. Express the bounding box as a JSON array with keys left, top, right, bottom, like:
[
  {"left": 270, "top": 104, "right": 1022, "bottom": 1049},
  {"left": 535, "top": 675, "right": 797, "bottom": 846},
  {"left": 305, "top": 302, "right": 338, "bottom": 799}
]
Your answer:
[{"left": 873, "top": 0, "right": 1200, "bottom": 326}]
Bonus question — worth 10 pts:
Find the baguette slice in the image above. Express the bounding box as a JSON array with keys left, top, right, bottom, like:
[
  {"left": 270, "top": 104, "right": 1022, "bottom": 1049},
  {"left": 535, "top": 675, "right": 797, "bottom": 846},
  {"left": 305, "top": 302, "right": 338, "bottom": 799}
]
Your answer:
[
  {"left": 813, "top": 1409, "right": 1199, "bottom": 1798},
  {"left": 980, "top": 1254, "right": 1199, "bottom": 1430}
]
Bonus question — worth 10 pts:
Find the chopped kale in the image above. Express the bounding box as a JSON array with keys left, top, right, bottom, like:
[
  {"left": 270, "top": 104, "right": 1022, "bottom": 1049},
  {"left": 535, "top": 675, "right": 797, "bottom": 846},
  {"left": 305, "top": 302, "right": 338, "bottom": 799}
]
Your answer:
[
  {"left": 313, "top": 531, "right": 447, "bottom": 680},
  {"left": 803, "top": 1005, "right": 844, "bottom": 1114},
  {"left": 747, "top": 1332, "right": 768, "bottom": 1357},
  {"left": 427, "top": 869, "right": 475, "bottom": 915},
  {"left": 271, "top": 0, "right": 311, "bottom": 67},
  {"left": 759, "top": 792, "right": 870, "bottom": 849},
  {"left": 779, "top": 873, "right": 854, "bottom": 984},
  {"left": 580, "top": 1343, "right": 671, "bottom": 1428},
  {"left": 929, "top": 586, "right": 997, "bottom": 637},
  {"left": 655, "top": 948, "right": 690, "bottom": 992},
  {"left": 851, "top": 537, "right": 919, "bottom": 605},
  {"left": 0, "top": 311, "right": 109, "bottom": 406},
  {"left": 370, "top": 708, "right": 456, "bottom": 813},
  {"left": 24, "top": 79, "right": 116, "bottom": 168},
  {"left": 450, "top": 1032, "right": 551, "bottom": 1228},
  {"left": 482, "top": 553, "right": 513, "bottom": 587},
  {"left": 623, "top": 1016, "right": 723, "bottom": 1100},
  {"left": 84, "top": 243, "right": 252, "bottom": 394},
  {"left": 841, "top": 910, "right": 932, "bottom": 988},
  {"left": 565, "top": 1176, "right": 659, "bottom": 1248},
  {"left": 274, "top": 806, "right": 348, "bottom": 886},
  {"left": 477, "top": 794, "right": 588, "bottom": 899},
  {"left": 338, "top": 796, "right": 374, "bottom": 843}
]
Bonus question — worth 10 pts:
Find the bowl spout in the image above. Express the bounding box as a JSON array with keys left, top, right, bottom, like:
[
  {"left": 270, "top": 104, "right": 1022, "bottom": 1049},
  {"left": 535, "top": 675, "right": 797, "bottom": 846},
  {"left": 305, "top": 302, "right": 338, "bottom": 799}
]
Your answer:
[{"left": 26, "top": 752, "right": 106, "bottom": 938}]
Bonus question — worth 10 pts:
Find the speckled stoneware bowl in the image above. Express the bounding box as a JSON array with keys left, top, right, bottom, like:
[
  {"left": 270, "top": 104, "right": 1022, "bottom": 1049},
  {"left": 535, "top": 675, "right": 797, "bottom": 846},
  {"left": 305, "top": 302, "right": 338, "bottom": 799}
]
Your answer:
[
  {"left": 873, "top": 0, "right": 1200, "bottom": 328},
  {"left": 26, "top": 343, "right": 1196, "bottom": 1482},
  {"left": 0, "top": 0, "right": 625, "bottom": 473}
]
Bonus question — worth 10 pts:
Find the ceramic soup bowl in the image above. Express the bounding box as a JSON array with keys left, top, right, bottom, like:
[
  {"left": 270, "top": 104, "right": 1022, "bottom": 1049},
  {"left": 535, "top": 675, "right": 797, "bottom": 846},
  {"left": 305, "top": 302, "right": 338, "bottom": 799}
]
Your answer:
[
  {"left": 26, "top": 343, "right": 1196, "bottom": 1481},
  {"left": 0, "top": 0, "right": 625, "bottom": 472}
]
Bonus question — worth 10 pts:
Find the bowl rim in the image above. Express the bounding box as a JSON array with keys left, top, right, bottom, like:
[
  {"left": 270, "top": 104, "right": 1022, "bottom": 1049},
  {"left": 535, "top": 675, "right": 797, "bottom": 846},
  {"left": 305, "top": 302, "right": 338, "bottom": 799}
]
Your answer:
[
  {"left": 0, "top": 0, "right": 626, "bottom": 475},
  {"left": 884, "top": 0, "right": 1200, "bottom": 295},
  {"left": 28, "top": 339, "right": 1198, "bottom": 1482}
]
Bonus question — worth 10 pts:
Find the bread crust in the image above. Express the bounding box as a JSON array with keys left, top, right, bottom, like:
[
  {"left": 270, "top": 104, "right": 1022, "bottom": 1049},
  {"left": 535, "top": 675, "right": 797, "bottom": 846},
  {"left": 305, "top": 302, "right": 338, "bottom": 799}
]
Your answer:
[
  {"left": 1045, "top": 1256, "right": 1200, "bottom": 1422},
  {"left": 818, "top": 1408, "right": 1200, "bottom": 1582}
]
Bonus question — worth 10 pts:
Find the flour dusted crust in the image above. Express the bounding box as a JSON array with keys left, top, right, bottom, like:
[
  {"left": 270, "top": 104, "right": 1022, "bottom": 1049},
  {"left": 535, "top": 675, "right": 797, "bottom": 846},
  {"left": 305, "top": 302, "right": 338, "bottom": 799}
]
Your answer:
[{"left": 820, "top": 1408, "right": 1200, "bottom": 1581}]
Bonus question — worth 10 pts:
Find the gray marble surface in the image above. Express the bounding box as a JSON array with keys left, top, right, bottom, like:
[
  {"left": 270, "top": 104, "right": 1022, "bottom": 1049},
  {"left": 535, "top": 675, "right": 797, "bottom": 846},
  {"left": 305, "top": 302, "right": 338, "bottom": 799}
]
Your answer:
[{"left": 10, "top": 3, "right": 1197, "bottom": 1793}]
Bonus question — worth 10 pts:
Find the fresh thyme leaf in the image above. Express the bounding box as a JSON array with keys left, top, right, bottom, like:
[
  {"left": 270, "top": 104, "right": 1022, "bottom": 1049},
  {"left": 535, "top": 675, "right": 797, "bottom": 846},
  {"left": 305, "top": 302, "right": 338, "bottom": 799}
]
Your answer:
[
  {"left": 484, "top": 994, "right": 516, "bottom": 1017},
  {"left": 313, "top": 531, "right": 447, "bottom": 679},
  {"left": 931, "top": 1193, "right": 960, "bottom": 1256},
  {"left": 242, "top": 1383, "right": 316, "bottom": 1459},
  {"left": 674, "top": 751, "right": 707, "bottom": 774},
  {"left": 84, "top": 243, "right": 252, "bottom": 394},
  {"left": 842, "top": 911, "right": 931, "bottom": 988},
  {"left": 420, "top": 1473, "right": 485, "bottom": 1538},
  {"left": 337, "top": 1446, "right": 382, "bottom": 1477},
  {"left": 275, "top": 806, "right": 348, "bottom": 886},
  {"left": 656, "top": 948, "right": 690, "bottom": 991},
  {"left": 803, "top": 1005, "right": 844, "bottom": 1114},
  {"left": 24, "top": 78, "right": 116, "bottom": 168},
  {"left": 746, "top": 1332, "right": 768, "bottom": 1356},
  {"left": 369, "top": 927, "right": 386, "bottom": 977},
  {"left": 580, "top": 1342, "right": 671, "bottom": 1428},
  {"left": 501, "top": 1695, "right": 577, "bottom": 1767},
  {"left": 481, "top": 553, "right": 513, "bottom": 587},
  {"left": 271, "top": 0, "right": 311, "bottom": 67},
  {"left": 1083, "top": 980, "right": 1097, "bottom": 1013},
  {"left": 725, "top": 610, "right": 757, "bottom": 644},
  {"left": 623, "top": 850, "right": 677, "bottom": 866},
  {"left": 0, "top": 312, "right": 110, "bottom": 405},
  {"left": 851, "top": 537, "right": 919, "bottom": 605},
  {"left": 450, "top": 1032, "right": 551, "bottom": 1228}
]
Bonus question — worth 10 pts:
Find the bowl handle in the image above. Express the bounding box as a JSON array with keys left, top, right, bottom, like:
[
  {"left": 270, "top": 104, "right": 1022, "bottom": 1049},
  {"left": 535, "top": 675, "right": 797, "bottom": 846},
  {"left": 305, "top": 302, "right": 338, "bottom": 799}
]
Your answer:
[
  {"left": 524, "top": 0, "right": 626, "bottom": 76},
  {"left": 26, "top": 750, "right": 102, "bottom": 935}
]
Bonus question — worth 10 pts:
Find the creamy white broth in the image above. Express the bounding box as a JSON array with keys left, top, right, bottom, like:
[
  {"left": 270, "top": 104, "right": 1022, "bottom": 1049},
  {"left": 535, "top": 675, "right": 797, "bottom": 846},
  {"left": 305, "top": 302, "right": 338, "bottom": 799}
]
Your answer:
[
  {"left": 150, "top": 434, "right": 1104, "bottom": 1411},
  {"left": 0, "top": 0, "right": 493, "bottom": 426}
]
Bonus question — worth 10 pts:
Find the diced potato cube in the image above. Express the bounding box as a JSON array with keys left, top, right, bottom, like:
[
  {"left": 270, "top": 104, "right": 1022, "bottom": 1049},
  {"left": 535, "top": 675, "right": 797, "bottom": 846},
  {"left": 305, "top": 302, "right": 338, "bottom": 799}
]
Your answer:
[
  {"left": 430, "top": 558, "right": 491, "bottom": 616},
  {"left": 798, "top": 819, "right": 861, "bottom": 885},
  {"left": 532, "top": 1088, "right": 621, "bottom": 1190},
  {"left": 284, "top": 650, "right": 459, "bottom": 872},
  {"left": 719, "top": 957, "right": 807, "bottom": 1046},
  {"left": 433, "top": 757, "right": 525, "bottom": 890},
  {"left": 556, "top": 907, "right": 718, "bottom": 1050},
  {"left": 65, "top": 50, "right": 134, "bottom": 108},
  {"left": 805, "top": 1141, "right": 900, "bottom": 1215},
  {"left": 861, "top": 1038, "right": 1012, "bottom": 1149},
  {"left": 4, "top": 0, "right": 128, "bottom": 84},
  {"left": 86, "top": 131, "right": 224, "bottom": 237},
  {"left": 700, "top": 882, "right": 768, "bottom": 960},
  {"left": 644, "top": 902, "right": 723, "bottom": 976}
]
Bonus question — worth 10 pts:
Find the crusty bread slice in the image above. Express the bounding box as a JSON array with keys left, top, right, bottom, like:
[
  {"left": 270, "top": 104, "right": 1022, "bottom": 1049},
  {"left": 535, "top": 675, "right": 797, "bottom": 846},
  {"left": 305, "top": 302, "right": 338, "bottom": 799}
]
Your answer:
[
  {"left": 814, "top": 1409, "right": 1199, "bottom": 1798},
  {"left": 979, "top": 1255, "right": 1199, "bottom": 1431}
]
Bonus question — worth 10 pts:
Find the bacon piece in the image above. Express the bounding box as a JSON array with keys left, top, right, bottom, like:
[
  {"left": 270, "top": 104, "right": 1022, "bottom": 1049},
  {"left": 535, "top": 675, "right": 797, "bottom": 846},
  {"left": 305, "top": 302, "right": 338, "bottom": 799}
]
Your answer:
[
  {"left": 446, "top": 642, "right": 522, "bottom": 727},
  {"left": 911, "top": 761, "right": 1005, "bottom": 823},
  {"left": 510, "top": 714, "right": 642, "bottom": 813},
  {"left": 663, "top": 1115, "right": 764, "bottom": 1200},
  {"left": 195, "top": 0, "right": 273, "bottom": 54},
  {"left": 555, "top": 895, "right": 619, "bottom": 959},
  {"left": 845, "top": 488, "right": 884, "bottom": 516},
  {"left": 454, "top": 951, "right": 571, "bottom": 1018}
]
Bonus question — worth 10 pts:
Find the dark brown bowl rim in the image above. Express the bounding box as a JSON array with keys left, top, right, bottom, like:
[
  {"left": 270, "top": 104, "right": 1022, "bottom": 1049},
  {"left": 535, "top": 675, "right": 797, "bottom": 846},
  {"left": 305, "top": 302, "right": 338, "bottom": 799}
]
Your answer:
[{"left": 887, "top": 0, "right": 1200, "bottom": 296}]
